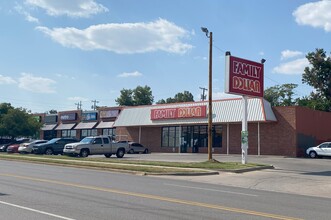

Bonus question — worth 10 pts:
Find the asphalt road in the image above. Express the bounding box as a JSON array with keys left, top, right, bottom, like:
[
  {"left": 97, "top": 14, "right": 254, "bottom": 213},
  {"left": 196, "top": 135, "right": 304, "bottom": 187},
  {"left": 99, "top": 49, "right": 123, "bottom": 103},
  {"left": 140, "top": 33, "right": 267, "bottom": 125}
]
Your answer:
[{"left": 0, "top": 159, "right": 330, "bottom": 220}]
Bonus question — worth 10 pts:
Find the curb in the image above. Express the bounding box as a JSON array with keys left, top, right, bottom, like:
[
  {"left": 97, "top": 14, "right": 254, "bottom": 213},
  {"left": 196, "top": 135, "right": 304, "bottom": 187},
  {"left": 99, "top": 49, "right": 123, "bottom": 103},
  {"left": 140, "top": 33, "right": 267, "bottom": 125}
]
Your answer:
[{"left": 219, "top": 165, "right": 274, "bottom": 173}]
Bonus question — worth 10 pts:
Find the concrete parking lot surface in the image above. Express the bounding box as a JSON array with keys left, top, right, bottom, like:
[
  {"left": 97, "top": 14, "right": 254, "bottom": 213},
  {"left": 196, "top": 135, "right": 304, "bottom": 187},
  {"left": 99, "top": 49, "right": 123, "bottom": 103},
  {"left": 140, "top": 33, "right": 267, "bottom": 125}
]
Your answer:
[{"left": 125, "top": 153, "right": 331, "bottom": 198}]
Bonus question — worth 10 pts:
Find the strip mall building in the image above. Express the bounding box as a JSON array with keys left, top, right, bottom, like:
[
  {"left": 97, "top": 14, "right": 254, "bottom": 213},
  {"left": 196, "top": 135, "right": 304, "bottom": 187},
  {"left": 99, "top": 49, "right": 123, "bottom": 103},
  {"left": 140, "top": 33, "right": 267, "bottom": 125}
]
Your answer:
[{"left": 35, "top": 97, "right": 331, "bottom": 157}]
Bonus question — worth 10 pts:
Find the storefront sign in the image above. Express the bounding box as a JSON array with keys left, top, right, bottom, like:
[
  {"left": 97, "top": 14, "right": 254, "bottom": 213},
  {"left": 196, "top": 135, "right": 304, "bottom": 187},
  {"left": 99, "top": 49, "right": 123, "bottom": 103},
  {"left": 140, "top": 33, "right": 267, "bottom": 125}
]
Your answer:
[
  {"left": 82, "top": 112, "right": 97, "bottom": 121},
  {"left": 44, "top": 115, "right": 57, "bottom": 124},
  {"left": 151, "top": 106, "right": 207, "bottom": 120},
  {"left": 225, "top": 55, "right": 264, "bottom": 97},
  {"left": 100, "top": 110, "right": 119, "bottom": 118},
  {"left": 60, "top": 113, "right": 77, "bottom": 121}
]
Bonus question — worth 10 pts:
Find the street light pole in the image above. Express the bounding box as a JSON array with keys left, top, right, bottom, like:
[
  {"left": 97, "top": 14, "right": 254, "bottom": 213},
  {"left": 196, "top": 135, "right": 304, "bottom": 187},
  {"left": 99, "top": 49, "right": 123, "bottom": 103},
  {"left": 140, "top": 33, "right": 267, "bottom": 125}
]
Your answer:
[{"left": 201, "top": 27, "right": 213, "bottom": 161}]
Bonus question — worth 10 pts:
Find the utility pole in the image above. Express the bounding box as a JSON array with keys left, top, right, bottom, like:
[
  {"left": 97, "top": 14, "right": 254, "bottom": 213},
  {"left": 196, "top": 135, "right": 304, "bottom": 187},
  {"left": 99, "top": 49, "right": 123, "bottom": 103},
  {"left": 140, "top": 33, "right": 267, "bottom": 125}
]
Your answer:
[
  {"left": 201, "top": 27, "right": 213, "bottom": 161},
  {"left": 75, "top": 101, "right": 82, "bottom": 110},
  {"left": 91, "top": 100, "right": 99, "bottom": 110},
  {"left": 199, "top": 87, "right": 207, "bottom": 101}
]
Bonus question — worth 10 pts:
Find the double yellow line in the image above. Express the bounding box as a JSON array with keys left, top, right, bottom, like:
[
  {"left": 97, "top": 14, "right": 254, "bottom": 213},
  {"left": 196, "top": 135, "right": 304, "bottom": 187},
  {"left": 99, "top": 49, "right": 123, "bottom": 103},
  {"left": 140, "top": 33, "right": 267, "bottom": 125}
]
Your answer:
[{"left": 0, "top": 173, "right": 302, "bottom": 220}]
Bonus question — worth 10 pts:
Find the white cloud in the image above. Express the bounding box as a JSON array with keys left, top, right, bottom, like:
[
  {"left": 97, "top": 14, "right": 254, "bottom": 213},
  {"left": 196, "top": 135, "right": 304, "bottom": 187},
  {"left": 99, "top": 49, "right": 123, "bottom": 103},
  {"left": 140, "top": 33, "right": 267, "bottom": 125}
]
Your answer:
[
  {"left": 118, "top": 71, "right": 142, "bottom": 78},
  {"left": 25, "top": 0, "right": 108, "bottom": 18},
  {"left": 67, "top": 96, "right": 89, "bottom": 101},
  {"left": 0, "top": 75, "right": 16, "bottom": 84},
  {"left": 272, "top": 58, "right": 309, "bottom": 74},
  {"left": 281, "top": 50, "right": 303, "bottom": 60},
  {"left": 293, "top": 0, "right": 331, "bottom": 32},
  {"left": 36, "top": 18, "right": 193, "bottom": 54},
  {"left": 15, "top": 3, "right": 39, "bottom": 23},
  {"left": 18, "top": 73, "right": 56, "bottom": 93}
]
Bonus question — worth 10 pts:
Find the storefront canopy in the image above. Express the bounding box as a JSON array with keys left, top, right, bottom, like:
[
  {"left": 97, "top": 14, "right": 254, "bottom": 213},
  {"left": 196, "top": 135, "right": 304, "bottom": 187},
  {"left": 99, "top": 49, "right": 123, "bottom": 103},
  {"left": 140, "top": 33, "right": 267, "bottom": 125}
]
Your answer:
[
  {"left": 96, "top": 121, "right": 114, "bottom": 129},
  {"left": 113, "top": 98, "right": 277, "bottom": 127},
  {"left": 55, "top": 123, "right": 76, "bottom": 130},
  {"left": 74, "top": 122, "right": 97, "bottom": 130},
  {"left": 41, "top": 124, "right": 57, "bottom": 131}
]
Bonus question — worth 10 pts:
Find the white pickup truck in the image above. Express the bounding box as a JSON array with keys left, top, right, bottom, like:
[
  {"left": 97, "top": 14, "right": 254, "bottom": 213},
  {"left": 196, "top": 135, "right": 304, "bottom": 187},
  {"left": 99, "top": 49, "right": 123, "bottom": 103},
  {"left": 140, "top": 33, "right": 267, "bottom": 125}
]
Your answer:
[{"left": 63, "top": 136, "right": 129, "bottom": 158}]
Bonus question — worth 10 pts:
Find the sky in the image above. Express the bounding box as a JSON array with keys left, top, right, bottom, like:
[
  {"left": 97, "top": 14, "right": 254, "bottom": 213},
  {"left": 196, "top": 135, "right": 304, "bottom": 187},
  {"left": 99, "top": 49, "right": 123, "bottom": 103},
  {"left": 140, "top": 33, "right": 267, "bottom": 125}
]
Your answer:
[{"left": 0, "top": 0, "right": 330, "bottom": 113}]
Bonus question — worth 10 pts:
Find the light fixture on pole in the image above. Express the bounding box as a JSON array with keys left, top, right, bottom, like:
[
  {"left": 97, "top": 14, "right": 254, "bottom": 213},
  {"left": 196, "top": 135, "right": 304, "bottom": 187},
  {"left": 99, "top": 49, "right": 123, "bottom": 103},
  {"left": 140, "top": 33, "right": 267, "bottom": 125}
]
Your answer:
[{"left": 201, "top": 27, "right": 213, "bottom": 161}]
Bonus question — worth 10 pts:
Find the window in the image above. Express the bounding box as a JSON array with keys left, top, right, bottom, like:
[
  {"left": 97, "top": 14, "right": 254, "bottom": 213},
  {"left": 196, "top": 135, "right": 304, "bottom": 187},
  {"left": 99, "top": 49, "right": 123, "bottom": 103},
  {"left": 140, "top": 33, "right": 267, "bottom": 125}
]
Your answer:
[
  {"left": 103, "top": 138, "right": 109, "bottom": 144},
  {"left": 81, "top": 129, "right": 97, "bottom": 138},
  {"left": 161, "top": 125, "right": 222, "bottom": 148},
  {"left": 103, "top": 128, "right": 116, "bottom": 137},
  {"left": 94, "top": 138, "right": 102, "bottom": 144},
  {"left": 61, "top": 130, "right": 76, "bottom": 138}
]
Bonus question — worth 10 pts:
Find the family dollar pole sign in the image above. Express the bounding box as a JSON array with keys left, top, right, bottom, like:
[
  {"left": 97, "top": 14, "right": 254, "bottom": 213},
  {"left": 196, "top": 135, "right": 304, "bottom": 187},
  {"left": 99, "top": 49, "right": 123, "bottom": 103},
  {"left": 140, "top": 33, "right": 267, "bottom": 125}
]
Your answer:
[
  {"left": 225, "top": 53, "right": 264, "bottom": 164},
  {"left": 225, "top": 55, "right": 264, "bottom": 97}
]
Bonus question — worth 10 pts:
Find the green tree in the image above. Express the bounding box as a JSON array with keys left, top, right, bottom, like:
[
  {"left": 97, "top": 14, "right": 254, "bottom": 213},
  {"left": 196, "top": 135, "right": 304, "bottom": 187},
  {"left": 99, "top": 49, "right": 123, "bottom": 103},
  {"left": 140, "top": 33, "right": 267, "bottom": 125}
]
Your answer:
[
  {"left": 0, "top": 106, "right": 42, "bottom": 139},
  {"left": 156, "top": 91, "right": 194, "bottom": 104},
  {"left": 297, "top": 92, "right": 331, "bottom": 112},
  {"left": 133, "top": 85, "right": 154, "bottom": 105},
  {"left": 264, "top": 84, "right": 298, "bottom": 107},
  {"left": 115, "top": 89, "right": 134, "bottom": 106},
  {"left": 116, "top": 86, "right": 153, "bottom": 106},
  {"left": 302, "top": 48, "right": 331, "bottom": 101}
]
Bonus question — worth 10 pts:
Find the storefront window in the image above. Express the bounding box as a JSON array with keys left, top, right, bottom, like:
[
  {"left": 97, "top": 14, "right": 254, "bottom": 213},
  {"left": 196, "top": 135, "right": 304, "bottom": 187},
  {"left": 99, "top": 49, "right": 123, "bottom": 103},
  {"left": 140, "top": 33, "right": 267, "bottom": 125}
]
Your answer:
[
  {"left": 61, "top": 130, "right": 76, "bottom": 138},
  {"left": 102, "top": 128, "right": 116, "bottom": 139},
  {"left": 161, "top": 125, "right": 222, "bottom": 149},
  {"left": 81, "top": 129, "right": 97, "bottom": 138}
]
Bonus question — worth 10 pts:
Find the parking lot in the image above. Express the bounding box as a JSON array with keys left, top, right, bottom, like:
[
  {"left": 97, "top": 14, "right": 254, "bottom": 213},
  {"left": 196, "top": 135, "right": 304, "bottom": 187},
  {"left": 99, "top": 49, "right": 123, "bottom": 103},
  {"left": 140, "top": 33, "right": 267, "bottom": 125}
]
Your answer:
[{"left": 123, "top": 153, "right": 331, "bottom": 198}]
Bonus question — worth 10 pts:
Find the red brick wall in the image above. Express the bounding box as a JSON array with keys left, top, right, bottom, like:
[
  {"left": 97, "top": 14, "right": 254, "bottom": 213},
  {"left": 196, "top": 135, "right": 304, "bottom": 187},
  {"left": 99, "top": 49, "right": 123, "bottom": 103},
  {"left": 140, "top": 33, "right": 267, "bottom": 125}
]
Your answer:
[{"left": 295, "top": 106, "right": 331, "bottom": 156}]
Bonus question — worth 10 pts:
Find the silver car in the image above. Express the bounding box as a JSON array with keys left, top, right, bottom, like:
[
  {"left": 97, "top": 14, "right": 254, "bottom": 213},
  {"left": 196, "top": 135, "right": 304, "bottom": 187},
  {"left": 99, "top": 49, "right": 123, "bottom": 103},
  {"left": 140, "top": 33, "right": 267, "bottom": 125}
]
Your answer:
[
  {"left": 306, "top": 142, "right": 331, "bottom": 158},
  {"left": 18, "top": 140, "right": 47, "bottom": 154},
  {"left": 127, "top": 142, "right": 149, "bottom": 154}
]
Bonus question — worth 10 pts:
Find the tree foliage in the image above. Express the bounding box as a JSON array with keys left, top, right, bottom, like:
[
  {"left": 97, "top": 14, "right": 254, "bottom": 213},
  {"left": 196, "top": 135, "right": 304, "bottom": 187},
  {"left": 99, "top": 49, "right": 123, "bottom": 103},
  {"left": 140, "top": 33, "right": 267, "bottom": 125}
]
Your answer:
[
  {"left": 156, "top": 91, "right": 194, "bottom": 104},
  {"left": 264, "top": 84, "right": 298, "bottom": 107},
  {"left": 115, "top": 86, "right": 153, "bottom": 106},
  {"left": 0, "top": 103, "right": 42, "bottom": 138},
  {"left": 302, "top": 48, "right": 331, "bottom": 101}
]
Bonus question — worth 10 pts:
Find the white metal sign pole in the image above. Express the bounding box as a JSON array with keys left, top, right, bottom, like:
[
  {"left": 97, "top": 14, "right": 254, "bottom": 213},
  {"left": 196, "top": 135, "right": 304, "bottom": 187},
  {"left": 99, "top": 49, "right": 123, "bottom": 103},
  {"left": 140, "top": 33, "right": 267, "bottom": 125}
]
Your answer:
[{"left": 241, "top": 95, "right": 248, "bottom": 164}]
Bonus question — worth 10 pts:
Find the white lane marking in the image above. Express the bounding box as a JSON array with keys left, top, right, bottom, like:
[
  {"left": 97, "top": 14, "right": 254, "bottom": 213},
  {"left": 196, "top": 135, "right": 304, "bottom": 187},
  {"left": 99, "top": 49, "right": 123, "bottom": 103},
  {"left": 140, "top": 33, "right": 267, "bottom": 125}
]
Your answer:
[
  {"left": 0, "top": 200, "right": 76, "bottom": 220},
  {"left": 164, "top": 183, "right": 258, "bottom": 197}
]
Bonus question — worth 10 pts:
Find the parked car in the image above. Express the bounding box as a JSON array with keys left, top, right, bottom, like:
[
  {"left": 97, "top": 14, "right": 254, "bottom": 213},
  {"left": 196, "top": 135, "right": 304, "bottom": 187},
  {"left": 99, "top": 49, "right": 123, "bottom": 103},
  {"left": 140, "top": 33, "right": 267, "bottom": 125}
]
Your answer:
[
  {"left": 63, "top": 136, "right": 129, "bottom": 158},
  {"left": 127, "top": 142, "right": 149, "bottom": 154},
  {"left": 33, "top": 138, "right": 79, "bottom": 155},
  {"left": 0, "top": 139, "right": 30, "bottom": 152},
  {"left": 18, "top": 140, "right": 48, "bottom": 154},
  {"left": 7, "top": 144, "right": 20, "bottom": 153},
  {"left": 306, "top": 142, "right": 331, "bottom": 158}
]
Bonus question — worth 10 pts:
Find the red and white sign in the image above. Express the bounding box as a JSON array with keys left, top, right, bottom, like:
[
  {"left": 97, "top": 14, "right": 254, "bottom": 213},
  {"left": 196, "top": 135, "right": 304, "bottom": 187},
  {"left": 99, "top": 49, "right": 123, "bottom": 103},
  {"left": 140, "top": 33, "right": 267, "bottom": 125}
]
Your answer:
[
  {"left": 225, "top": 55, "right": 264, "bottom": 97},
  {"left": 151, "top": 106, "right": 207, "bottom": 120}
]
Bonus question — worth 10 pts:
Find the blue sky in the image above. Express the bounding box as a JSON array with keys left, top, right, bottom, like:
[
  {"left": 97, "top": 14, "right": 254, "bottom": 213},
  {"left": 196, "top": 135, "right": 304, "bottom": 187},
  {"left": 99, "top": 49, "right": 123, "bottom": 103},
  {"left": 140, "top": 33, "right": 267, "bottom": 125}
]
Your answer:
[{"left": 0, "top": 0, "right": 330, "bottom": 113}]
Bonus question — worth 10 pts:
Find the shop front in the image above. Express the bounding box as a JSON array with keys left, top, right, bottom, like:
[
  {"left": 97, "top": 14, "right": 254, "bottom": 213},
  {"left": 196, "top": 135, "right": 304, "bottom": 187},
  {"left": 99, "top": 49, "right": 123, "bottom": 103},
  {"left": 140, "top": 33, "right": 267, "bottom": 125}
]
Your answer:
[{"left": 113, "top": 98, "right": 277, "bottom": 154}]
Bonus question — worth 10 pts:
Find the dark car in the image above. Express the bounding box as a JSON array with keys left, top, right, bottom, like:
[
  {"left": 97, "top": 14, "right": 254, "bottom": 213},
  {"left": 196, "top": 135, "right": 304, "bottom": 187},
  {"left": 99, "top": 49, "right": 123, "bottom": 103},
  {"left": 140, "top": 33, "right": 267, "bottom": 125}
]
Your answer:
[
  {"left": 127, "top": 142, "right": 149, "bottom": 154},
  {"left": 0, "top": 139, "right": 30, "bottom": 152},
  {"left": 32, "top": 138, "right": 79, "bottom": 155}
]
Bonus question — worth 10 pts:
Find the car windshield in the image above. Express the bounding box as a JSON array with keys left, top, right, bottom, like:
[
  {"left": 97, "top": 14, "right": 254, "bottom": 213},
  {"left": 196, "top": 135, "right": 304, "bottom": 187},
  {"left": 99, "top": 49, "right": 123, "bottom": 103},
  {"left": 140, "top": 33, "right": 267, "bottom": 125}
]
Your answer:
[
  {"left": 80, "top": 137, "right": 94, "bottom": 144},
  {"left": 47, "top": 138, "right": 61, "bottom": 144}
]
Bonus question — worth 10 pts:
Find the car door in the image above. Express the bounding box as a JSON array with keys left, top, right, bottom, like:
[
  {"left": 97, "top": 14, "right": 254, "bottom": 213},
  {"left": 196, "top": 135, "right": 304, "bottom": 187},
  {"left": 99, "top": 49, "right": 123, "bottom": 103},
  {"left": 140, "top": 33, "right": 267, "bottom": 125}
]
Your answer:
[
  {"left": 102, "top": 137, "right": 111, "bottom": 154},
  {"left": 132, "top": 143, "right": 144, "bottom": 153},
  {"left": 327, "top": 143, "right": 331, "bottom": 156},
  {"left": 54, "top": 139, "right": 66, "bottom": 154},
  {"left": 318, "top": 143, "right": 329, "bottom": 156},
  {"left": 91, "top": 137, "right": 103, "bottom": 154}
]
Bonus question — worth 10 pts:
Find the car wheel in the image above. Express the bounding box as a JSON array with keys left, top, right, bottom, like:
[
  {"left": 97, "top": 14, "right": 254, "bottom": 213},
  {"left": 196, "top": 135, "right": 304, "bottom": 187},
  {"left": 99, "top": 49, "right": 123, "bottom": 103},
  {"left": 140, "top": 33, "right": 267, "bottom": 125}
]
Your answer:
[
  {"left": 128, "top": 149, "right": 134, "bottom": 154},
  {"left": 45, "top": 148, "right": 53, "bottom": 155},
  {"left": 80, "top": 149, "right": 89, "bottom": 158},
  {"left": 309, "top": 151, "right": 317, "bottom": 158},
  {"left": 116, "top": 148, "right": 125, "bottom": 158},
  {"left": 104, "top": 153, "right": 112, "bottom": 158},
  {"left": 143, "top": 149, "right": 149, "bottom": 154}
]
